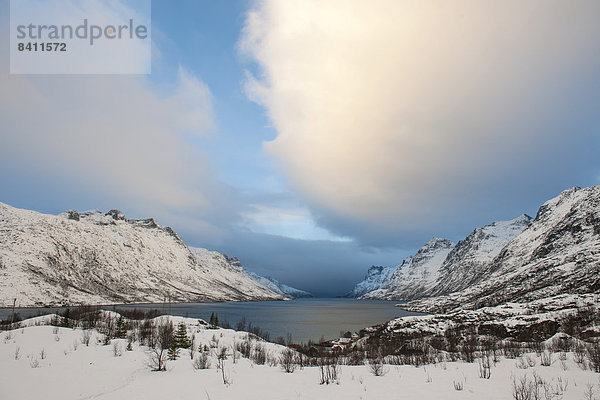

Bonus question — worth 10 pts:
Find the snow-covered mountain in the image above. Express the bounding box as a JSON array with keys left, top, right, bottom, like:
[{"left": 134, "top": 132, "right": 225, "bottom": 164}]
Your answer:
[
  {"left": 343, "top": 265, "right": 396, "bottom": 298},
  {"left": 426, "top": 214, "right": 531, "bottom": 296},
  {"left": 349, "top": 215, "right": 532, "bottom": 301},
  {"left": 360, "top": 238, "right": 456, "bottom": 300},
  {"left": 0, "top": 202, "right": 285, "bottom": 307},
  {"left": 247, "top": 272, "right": 313, "bottom": 298},
  {"left": 407, "top": 185, "right": 600, "bottom": 313}
]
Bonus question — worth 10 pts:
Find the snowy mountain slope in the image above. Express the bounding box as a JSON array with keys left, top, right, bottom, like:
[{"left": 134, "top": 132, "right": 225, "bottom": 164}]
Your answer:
[
  {"left": 247, "top": 272, "right": 313, "bottom": 298},
  {"left": 0, "top": 202, "right": 284, "bottom": 307},
  {"left": 426, "top": 214, "right": 531, "bottom": 296},
  {"left": 349, "top": 216, "right": 532, "bottom": 301},
  {"left": 360, "top": 238, "right": 456, "bottom": 300},
  {"left": 406, "top": 185, "right": 600, "bottom": 313},
  {"left": 343, "top": 265, "right": 396, "bottom": 298},
  {"left": 192, "top": 247, "right": 312, "bottom": 298}
]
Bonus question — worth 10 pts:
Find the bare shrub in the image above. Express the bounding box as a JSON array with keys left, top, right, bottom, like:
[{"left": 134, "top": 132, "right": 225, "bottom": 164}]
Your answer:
[
  {"left": 516, "top": 357, "right": 529, "bottom": 369},
  {"left": 280, "top": 348, "right": 297, "bottom": 373},
  {"left": 453, "top": 380, "right": 464, "bottom": 391},
  {"left": 504, "top": 341, "right": 523, "bottom": 359},
  {"left": 512, "top": 375, "right": 533, "bottom": 400},
  {"left": 148, "top": 320, "right": 173, "bottom": 371},
  {"left": 113, "top": 341, "right": 123, "bottom": 357},
  {"left": 318, "top": 357, "right": 340, "bottom": 385},
  {"left": 347, "top": 350, "right": 366, "bottom": 365},
  {"left": 479, "top": 356, "right": 491, "bottom": 379},
  {"left": 367, "top": 357, "right": 386, "bottom": 376},
  {"left": 540, "top": 351, "right": 552, "bottom": 367},
  {"left": 192, "top": 352, "right": 211, "bottom": 369},
  {"left": 556, "top": 377, "right": 568, "bottom": 393},
  {"left": 81, "top": 330, "right": 92, "bottom": 346},
  {"left": 14, "top": 346, "right": 21, "bottom": 360},
  {"left": 252, "top": 343, "right": 267, "bottom": 365},
  {"left": 29, "top": 356, "right": 39, "bottom": 368},
  {"left": 217, "top": 347, "right": 229, "bottom": 384},
  {"left": 189, "top": 334, "right": 196, "bottom": 360},
  {"left": 511, "top": 373, "right": 544, "bottom": 400},
  {"left": 236, "top": 336, "right": 253, "bottom": 358},
  {"left": 460, "top": 335, "right": 477, "bottom": 363},
  {"left": 587, "top": 341, "right": 600, "bottom": 372},
  {"left": 267, "top": 353, "right": 279, "bottom": 367},
  {"left": 583, "top": 383, "right": 595, "bottom": 400},
  {"left": 574, "top": 343, "right": 587, "bottom": 365}
]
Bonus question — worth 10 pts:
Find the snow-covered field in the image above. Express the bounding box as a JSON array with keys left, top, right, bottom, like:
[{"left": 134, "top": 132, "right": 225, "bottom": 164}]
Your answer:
[{"left": 2, "top": 315, "right": 600, "bottom": 400}]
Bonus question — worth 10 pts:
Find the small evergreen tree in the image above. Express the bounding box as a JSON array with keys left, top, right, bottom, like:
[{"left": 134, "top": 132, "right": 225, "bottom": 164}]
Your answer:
[
  {"left": 61, "top": 308, "right": 71, "bottom": 328},
  {"left": 167, "top": 342, "right": 179, "bottom": 360},
  {"left": 51, "top": 314, "right": 61, "bottom": 327},
  {"left": 174, "top": 323, "right": 190, "bottom": 349},
  {"left": 115, "top": 316, "right": 128, "bottom": 339}
]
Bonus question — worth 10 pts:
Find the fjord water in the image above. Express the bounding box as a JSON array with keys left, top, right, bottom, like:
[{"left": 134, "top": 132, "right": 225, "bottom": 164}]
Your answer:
[{"left": 3, "top": 298, "right": 421, "bottom": 344}]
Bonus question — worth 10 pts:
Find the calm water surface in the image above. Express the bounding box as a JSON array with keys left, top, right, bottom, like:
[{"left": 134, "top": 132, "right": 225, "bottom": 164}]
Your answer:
[{"left": 3, "top": 298, "right": 422, "bottom": 344}]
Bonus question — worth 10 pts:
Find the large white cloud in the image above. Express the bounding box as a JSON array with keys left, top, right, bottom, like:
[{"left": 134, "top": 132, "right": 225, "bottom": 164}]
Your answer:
[{"left": 241, "top": 0, "right": 600, "bottom": 244}]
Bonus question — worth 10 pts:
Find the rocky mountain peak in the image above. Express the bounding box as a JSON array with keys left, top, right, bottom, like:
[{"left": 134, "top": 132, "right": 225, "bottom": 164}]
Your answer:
[
  {"left": 106, "top": 209, "right": 126, "bottom": 221},
  {"left": 422, "top": 238, "right": 455, "bottom": 251}
]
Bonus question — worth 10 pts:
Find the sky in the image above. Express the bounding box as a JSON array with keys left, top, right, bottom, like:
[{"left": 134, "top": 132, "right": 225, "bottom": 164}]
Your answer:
[{"left": 1, "top": 0, "right": 599, "bottom": 296}]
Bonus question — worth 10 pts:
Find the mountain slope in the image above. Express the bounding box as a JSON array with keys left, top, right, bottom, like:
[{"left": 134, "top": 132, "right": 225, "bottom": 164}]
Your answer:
[
  {"left": 0, "top": 203, "right": 284, "bottom": 307},
  {"left": 360, "top": 238, "right": 456, "bottom": 300},
  {"left": 247, "top": 272, "right": 313, "bottom": 298},
  {"left": 426, "top": 214, "right": 531, "bottom": 296},
  {"left": 343, "top": 265, "right": 396, "bottom": 298},
  {"left": 406, "top": 185, "right": 600, "bottom": 313}
]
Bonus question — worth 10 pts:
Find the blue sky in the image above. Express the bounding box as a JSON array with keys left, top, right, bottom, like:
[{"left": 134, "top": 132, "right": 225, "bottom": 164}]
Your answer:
[{"left": 1, "top": 0, "right": 599, "bottom": 296}]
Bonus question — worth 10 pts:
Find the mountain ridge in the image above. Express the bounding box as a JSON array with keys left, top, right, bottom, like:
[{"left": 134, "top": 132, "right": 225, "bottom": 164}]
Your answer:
[
  {"left": 405, "top": 185, "right": 600, "bottom": 312},
  {"left": 0, "top": 202, "right": 286, "bottom": 307}
]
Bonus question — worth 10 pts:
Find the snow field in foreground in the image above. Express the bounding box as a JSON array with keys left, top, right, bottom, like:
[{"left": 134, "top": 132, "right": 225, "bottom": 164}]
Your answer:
[{"left": 1, "top": 321, "right": 600, "bottom": 399}]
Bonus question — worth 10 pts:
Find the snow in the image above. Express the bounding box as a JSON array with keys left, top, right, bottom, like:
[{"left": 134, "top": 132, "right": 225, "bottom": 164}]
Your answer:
[
  {"left": 350, "top": 214, "right": 531, "bottom": 302},
  {"left": 388, "top": 293, "right": 599, "bottom": 335},
  {"left": 360, "top": 238, "right": 456, "bottom": 300},
  {"left": 2, "top": 314, "right": 600, "bottom": 400},
  {"left": 343, "top": 265, "right": 397, "bottom": 298},
  {"left": 406, "top": 185, "right": 600, "bottom": 313},
  {"left": 0, "top": 202, "right": 284, "bottom": 307},
  {"left": 247, "top": 272, "right": 313, "bottom": 298},
  {"left": 427, "top": 214, "right": 531, "bottom": 296}
]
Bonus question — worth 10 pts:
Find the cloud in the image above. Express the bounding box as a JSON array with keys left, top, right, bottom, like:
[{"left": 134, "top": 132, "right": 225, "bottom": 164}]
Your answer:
[
  {"left": 0, "top": 9, "right": 236, "bottom": 240},
  {"left": 241, "top": 0, "right": 600, "bottom": 246},
  {"left": 220, "top": 231, "right": 409, "bottom": 297}
]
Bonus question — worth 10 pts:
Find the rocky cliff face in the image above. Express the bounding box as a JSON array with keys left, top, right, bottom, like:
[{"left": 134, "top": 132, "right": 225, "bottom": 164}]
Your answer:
[
  {"left": 406, "top": 185, "right": 600, "bottom": 313},
  {"left": 347, "top": 216, "right": 530, "bottom": 302},
  {"left": 343, "top": 265, "right": 397, "bottom": 298},
  {"left": 426, "top": 214, "right": 531, "bottom": 296},
  {"left": 360, "top": 238, "right": 456, "bottom": 301},
  {"left": 0, "top": 203, "right": 284, "bottom": 307}
]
